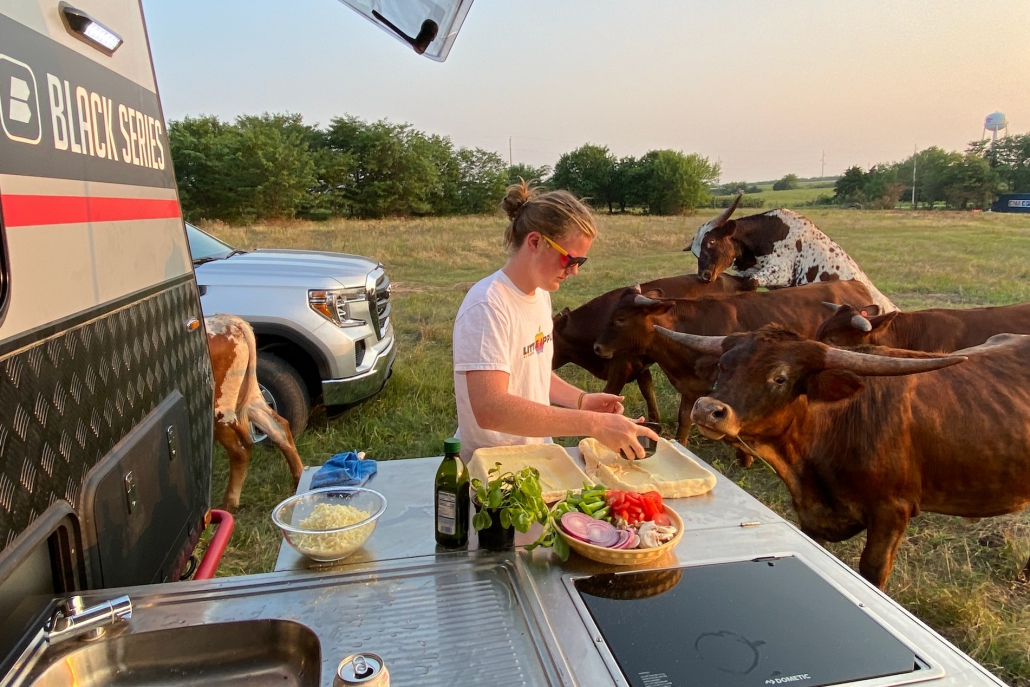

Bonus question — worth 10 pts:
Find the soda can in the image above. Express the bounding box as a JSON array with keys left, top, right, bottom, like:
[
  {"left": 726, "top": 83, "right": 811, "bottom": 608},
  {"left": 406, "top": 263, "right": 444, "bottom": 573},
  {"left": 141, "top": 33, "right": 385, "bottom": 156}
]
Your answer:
[{"left": 336, "top": 653, "right": 390, "bottom": 687}]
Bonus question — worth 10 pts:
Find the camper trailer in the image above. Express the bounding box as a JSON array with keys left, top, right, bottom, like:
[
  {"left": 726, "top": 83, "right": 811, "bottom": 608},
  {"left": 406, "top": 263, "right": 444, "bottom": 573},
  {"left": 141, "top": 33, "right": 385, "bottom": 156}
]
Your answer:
[{"left": 0, "top": 0, "right": 212, "bottom": 659}]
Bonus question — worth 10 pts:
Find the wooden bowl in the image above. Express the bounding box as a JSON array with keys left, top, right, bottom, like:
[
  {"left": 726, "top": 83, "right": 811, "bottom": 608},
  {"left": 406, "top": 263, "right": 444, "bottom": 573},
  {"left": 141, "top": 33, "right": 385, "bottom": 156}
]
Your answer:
[{"left": 556, "top": 505, "right": 684, "bottom": 566}]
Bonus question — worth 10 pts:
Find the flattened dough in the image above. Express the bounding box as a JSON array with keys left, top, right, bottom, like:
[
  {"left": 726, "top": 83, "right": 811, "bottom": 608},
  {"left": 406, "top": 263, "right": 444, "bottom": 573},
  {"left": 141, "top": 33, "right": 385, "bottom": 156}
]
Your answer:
[
  {"left": 469, "top": 444, "right": 593, "bottom": 502},
  {"left": 579, "top": 437, "right": 716, "bottom": 498}
]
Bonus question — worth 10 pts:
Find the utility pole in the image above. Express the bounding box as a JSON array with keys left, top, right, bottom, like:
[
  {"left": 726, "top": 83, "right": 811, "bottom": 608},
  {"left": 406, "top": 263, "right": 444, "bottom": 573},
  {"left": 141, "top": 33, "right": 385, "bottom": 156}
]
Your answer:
[
  {"left": 911, "top": 144, "right": 917, "bottom": 210},
  {"left": 820, "top": 150, "right": 826, "bottom": 178},
  {"left": 509, "top": 137, "right": 512, "bottom": 166}
]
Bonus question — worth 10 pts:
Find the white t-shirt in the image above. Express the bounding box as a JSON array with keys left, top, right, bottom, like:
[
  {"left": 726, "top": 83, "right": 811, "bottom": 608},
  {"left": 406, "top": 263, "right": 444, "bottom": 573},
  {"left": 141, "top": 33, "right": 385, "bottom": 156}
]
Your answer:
[{"left": 453, "top": 269, "right": 554, "bottom": 462}]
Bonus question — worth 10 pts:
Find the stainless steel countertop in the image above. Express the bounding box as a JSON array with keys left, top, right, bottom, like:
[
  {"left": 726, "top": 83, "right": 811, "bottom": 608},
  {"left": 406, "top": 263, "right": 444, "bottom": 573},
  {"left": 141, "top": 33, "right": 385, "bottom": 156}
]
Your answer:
[{"left": 9, "top": 449, "right": 1007, "bottom": 687}]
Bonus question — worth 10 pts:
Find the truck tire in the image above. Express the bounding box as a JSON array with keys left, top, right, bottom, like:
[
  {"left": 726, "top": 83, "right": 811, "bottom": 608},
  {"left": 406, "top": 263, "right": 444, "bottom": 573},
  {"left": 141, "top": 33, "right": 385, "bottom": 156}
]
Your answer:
[{"left": 254, "top": 352, "right": 310, "bottom": 442}]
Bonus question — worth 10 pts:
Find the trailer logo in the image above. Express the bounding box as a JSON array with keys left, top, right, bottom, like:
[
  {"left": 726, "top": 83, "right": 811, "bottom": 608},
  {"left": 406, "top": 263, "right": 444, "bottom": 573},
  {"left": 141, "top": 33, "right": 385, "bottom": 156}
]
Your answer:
[{"left": 0, "top": 55, "right": 41, "bottom": 144}]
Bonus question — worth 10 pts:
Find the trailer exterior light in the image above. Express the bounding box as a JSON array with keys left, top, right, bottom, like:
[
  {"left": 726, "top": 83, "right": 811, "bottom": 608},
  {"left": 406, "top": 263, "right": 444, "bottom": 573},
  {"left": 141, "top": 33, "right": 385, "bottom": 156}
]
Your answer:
[{"left": 60, "top": 3, "right": 123, "bottom": 54}]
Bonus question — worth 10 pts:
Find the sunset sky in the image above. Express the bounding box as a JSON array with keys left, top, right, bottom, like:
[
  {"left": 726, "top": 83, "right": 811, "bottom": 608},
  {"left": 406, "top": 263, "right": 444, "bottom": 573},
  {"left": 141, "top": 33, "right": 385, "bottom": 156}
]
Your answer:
[{"left": 143, "top": 0, "right": 1030, "bottom": 181}]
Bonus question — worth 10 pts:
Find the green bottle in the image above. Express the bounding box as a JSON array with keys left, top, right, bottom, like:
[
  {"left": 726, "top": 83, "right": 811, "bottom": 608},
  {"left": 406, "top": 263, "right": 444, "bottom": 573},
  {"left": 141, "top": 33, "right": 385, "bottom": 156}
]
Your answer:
[{"left": 435, "top": 438, "right": 469, "bottom": 548}]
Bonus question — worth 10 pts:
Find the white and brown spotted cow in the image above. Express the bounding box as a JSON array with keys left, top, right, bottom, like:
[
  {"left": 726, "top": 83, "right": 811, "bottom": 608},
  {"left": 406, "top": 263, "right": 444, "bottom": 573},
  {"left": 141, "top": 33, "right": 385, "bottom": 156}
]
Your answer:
[
  {"left": 205, "top": 314, "right": 304, "bottom": 511},
  {"left": 687, "top": 195, "right": 897, "bottom": 312}
]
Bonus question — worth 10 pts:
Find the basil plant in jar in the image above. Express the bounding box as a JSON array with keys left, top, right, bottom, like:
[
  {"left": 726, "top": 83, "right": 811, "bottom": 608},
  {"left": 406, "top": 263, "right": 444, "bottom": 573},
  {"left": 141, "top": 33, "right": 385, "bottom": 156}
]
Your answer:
[{"left": 471, "top": 463, "right": 550, "bottom": 552}]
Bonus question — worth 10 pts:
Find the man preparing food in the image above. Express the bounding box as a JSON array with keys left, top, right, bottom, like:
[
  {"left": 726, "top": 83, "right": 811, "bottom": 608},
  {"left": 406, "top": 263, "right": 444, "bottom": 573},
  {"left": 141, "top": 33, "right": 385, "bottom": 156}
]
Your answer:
[{"left": 452, "top": 181, "right": 658, "bottom": 463}]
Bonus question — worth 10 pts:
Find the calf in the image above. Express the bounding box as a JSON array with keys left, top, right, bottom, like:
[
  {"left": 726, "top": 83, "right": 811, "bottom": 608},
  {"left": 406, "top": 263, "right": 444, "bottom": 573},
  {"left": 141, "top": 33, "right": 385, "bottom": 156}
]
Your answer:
[
  {"left": 687, "top": 195, "right": 897, "bottom": 312},
  {"left": 553, "top": 273, "right": 753, "bottom": 422},
  {"left": 662, "top": 326, "right": 1030, "bottom": 589},
  {"left": 205, "top": 314, "right": 303, "bottom": 511},
  {"left": 817, "top": 301, "right": 1030, "bottom": 352},
  {"left": 592, "top": 280, "right": 872, "bottom": 447}
]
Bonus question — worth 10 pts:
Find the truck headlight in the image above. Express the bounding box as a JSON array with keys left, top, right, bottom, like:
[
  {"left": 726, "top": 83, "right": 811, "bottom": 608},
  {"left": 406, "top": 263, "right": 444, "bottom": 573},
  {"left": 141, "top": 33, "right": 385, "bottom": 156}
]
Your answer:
[{"left": 308, "top": 288, "right": 367, "bottom": 327}]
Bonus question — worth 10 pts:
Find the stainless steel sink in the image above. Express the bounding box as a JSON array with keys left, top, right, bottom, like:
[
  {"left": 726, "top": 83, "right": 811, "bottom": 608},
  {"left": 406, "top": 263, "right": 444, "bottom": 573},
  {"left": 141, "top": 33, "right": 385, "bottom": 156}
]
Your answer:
[{"left": 25, "top": 619, "right": 320, "bottom": 687}]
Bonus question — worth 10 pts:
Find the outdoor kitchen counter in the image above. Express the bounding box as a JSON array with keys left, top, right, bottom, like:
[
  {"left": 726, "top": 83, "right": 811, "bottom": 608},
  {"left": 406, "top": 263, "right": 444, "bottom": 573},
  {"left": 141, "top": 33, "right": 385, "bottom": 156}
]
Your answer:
[
  {"left": 270, "top": 451, "right": 1007, "bottom": 687},
  {"left": 274, "top": 452, "right": 785, "bottom": 573}
]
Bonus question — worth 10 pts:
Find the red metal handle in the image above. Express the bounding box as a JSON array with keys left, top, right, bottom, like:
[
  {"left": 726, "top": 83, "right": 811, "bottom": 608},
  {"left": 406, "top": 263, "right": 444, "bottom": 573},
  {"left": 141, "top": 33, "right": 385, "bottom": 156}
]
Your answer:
[{"left": 194, "top": 509, "right": 234, "bottom": 580}]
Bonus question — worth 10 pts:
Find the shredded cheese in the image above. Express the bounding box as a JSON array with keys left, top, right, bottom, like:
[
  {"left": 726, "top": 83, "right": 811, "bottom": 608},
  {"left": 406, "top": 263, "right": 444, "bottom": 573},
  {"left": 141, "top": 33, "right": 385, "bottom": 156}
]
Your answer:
[{"left": 290, "top": 503, "right": 374, "bottom": 558}]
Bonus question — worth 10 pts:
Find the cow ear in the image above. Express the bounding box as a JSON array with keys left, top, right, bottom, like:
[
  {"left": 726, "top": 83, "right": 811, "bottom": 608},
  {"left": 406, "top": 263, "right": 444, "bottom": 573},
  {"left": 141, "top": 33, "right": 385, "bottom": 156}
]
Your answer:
[
  {"left": 646, "top": 300, "right": 675, "bottom": 315},
  {"left": 553, "top": 308, "right": 570, "bottom": 330},
  {"left": 858, "top": 305, "right": 880, "bottom": 318},
  {"left": 867, "top": 311, "right": 898, "bottom": 331},
  {"left": 694, "top": 356, "right": 720, "bottom": 387},
  {"left": 643, "top": 288, "right": 665, "bottom": 298},
  {"left": 723, "top": 219, "right": 737, "bottom": 237},
  {"left": 806, "top": 370, "right": 864, "bottom": 403}
]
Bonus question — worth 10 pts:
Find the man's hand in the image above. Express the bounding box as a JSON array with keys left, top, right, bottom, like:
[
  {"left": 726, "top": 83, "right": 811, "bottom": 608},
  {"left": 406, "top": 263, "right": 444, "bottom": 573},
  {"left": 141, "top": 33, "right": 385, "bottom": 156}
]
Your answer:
[
  {"left": 581, "top": 393, "right": 624, "bottom": 414},
  {"left": 592, "top": 414, "right": 660, "bottom": 460}
]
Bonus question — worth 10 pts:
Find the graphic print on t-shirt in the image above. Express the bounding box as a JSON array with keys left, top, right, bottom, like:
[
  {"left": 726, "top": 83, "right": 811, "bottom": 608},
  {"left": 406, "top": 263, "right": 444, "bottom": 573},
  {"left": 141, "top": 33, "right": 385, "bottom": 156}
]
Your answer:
[{"left": 523, "top": 327, "right": 552, "bottom": 358}]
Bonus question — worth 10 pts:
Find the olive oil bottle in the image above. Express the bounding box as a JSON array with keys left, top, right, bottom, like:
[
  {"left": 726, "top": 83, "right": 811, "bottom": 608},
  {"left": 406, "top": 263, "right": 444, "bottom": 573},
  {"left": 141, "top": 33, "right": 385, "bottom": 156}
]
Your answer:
[{"left": 434, "top": 438, "right": 469, "bottom": 548}]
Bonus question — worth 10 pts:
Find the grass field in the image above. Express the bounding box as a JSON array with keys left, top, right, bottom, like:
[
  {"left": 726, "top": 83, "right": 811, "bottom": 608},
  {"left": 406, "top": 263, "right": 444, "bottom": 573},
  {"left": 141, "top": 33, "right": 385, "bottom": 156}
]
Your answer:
[
  {"left": 202, "top": 208, "right": 1030, "bottom": 685},
  {"left": 714, "top": 185, "right": 834, "bottom": 207}
]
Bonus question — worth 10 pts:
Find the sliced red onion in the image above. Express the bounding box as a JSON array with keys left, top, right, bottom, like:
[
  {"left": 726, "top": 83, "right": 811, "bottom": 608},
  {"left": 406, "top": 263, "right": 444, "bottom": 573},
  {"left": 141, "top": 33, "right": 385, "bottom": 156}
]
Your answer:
[
  {"left": 585, "top": 519, "right": 621, "bottom": 548},
  {"left": 611, "top": 529, "right": 633, "bottom": 549},
  {"left": 561, "top": 512, "right": 596, "bottom": 542}
]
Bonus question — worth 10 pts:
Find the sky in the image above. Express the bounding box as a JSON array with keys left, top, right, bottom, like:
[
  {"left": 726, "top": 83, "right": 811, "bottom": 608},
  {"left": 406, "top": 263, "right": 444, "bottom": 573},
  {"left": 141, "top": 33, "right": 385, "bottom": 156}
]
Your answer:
[{"left": 142, "top": 0, "right": 1030, "bottom": 181}]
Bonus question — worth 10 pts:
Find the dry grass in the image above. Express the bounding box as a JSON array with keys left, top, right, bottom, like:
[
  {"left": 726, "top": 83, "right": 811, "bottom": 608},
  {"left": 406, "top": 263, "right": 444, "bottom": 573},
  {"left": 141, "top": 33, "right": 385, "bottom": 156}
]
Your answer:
[{"left": 202, "top": 208, "right": 1030, "bottom": 685}]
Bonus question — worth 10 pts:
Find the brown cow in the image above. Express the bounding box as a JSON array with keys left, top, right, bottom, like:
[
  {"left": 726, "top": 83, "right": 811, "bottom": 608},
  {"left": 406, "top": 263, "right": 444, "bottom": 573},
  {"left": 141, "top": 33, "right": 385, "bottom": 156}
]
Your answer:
[
  {"left": 662, "top": 326, "right": 1030, "bottom": 589},
  {"left": 592, "top": 280, "right": 873, "bottom": 448},
  {"left": 553, "top": 273, "right": 753, "bottom": 422},
  {"left": 816, "top": 301, "right": 1030, "bottom": 352},
  {"left": 205, "top": 314, "right": 304, "bottom": 511}
]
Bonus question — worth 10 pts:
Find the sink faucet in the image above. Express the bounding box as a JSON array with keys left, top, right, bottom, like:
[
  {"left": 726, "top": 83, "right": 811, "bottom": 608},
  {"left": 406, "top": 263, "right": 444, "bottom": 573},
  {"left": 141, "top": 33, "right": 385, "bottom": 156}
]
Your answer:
[{"left": 45, "top": 595, "right": 132, "bottom": 645}]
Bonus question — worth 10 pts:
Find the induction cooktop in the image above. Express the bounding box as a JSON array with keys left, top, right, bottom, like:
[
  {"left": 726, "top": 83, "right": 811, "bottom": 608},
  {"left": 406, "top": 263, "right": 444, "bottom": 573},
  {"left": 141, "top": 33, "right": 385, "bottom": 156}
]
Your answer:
[{"left": 568, "top": 555, "right": 942, "bottom": 687}]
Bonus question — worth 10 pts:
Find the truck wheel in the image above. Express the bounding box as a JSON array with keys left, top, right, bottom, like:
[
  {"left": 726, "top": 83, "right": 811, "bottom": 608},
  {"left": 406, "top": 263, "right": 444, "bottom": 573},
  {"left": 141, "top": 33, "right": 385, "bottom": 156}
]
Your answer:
[{"left": 253, "top": 352, "right": 310, "bottom": 443}]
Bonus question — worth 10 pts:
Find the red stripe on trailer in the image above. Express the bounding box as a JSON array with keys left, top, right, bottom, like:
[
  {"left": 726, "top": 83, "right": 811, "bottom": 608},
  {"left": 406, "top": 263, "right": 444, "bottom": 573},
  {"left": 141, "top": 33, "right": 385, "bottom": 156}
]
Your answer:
[{"left": 1, "top": 195, "right": 181, "bottom": 227}]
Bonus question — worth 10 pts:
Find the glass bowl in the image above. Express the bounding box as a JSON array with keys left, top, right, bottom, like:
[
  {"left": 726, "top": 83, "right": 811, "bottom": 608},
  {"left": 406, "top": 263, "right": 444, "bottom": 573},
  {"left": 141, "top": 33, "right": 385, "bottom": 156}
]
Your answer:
[{"left": 271, "top": 487, "right": 387, "bottom": 562}]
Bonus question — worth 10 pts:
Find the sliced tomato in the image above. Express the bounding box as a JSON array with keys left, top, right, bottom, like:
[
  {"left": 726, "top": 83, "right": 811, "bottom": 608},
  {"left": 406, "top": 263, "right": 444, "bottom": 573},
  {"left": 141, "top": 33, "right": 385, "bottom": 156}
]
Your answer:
[{"left": 653, "top": 513, "right": 672, "bottom": 527}]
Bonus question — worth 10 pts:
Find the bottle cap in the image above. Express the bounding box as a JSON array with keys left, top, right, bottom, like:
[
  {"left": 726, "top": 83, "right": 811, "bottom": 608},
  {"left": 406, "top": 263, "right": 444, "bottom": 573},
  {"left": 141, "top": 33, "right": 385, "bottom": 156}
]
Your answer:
[{"left": 444, "top": 438, "right": 461, "bottom": 454}]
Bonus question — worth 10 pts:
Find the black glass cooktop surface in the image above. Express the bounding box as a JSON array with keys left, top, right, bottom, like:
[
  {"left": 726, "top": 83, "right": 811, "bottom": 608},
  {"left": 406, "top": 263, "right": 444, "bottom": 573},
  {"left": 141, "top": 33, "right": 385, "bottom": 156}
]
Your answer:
[{"left": 573, "top": 556, "right": 921, "bottom": 687}]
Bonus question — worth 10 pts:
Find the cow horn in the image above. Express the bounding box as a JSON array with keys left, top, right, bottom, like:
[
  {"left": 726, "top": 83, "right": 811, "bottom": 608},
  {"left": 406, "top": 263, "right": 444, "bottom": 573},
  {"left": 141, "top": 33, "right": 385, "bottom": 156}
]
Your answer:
[
  {"left": 717, "top": 193, "right": 743, "bottom": 226},
  {"left": 822, "top": 347, "right": 967, "bottom": 376},
  {"left": 633, "top": 295, "right": 660, "bottom": 307},
  {"left": 822, "top": 302, "right": 842, "bottom": 313},
  {"left": 655, "top": 326, "right": 726, "bottom": 355},
  {"left": 850, "top": 315, "right": 873, "bottom": 332}
]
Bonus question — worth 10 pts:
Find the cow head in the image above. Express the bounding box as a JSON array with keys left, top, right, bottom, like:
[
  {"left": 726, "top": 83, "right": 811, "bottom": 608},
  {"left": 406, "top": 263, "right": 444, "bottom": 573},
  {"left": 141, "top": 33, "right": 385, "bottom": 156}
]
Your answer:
[
  {"left": 815, "top": 303, "right": 895, "bottom": 346},
  {"left": 655, "top": 326, "right": 966, "bottom": 443},
  {"left": 687, "top": 195, "right": 742, "bottom": 283},
  {"left": 593, "top": 286, "right": 673, "bottom": 359}
]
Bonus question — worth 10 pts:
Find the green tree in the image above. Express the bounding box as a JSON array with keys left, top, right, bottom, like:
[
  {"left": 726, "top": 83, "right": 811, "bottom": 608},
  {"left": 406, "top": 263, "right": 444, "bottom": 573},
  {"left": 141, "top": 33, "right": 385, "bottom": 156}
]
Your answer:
[
  {"left": 168, "top": 115, "right": 243, "bottom": 222},
  {"left": 833, "top": 166, "right": 866, "bottom": 203},
  {"left": 456, "top": 147, "right": 508, "bottom": 214},
  {"left": 638, "top": 150, "right": 720, "bottom": 215},
  {"left": 551, "top": 144, "right": 617, "bottom": 213},
  {"left": 232, "top": 113, "right": 318, "bottom": 221},
  {"left": 507, "top": 163, "right": 551, "bottom": 188},
  {"left": 862, "top": 165, "right": 903, "bottom": 209},
  {"left": 969, "top": 133, "right": 1030, "bottom": 193},
  {"left": 939, "top": 154, "right": 1001, "bottom": 209},
  {"left": 772, "top": 173, "right": 800, "bottom": 191}
]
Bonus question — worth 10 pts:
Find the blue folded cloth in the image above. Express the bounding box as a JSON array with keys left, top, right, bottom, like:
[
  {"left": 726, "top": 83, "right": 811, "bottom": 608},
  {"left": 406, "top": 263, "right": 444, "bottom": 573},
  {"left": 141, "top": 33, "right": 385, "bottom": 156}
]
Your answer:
[{"left": 310, "top": 451, "right": 377, "bottom": 489}]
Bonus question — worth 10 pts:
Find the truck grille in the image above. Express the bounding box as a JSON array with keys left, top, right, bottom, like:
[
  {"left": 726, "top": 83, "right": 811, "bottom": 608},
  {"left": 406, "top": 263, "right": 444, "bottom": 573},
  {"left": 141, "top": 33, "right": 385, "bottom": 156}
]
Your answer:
[{"left": 365, "top": 268, "right": 391, "bottom": 339}]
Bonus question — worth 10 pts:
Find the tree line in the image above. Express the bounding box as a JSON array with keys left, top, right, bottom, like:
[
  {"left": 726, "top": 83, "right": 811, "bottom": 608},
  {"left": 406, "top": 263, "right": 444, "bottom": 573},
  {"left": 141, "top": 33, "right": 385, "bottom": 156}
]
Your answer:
[
  {"left": 832, "top": 134, "right": 1030, "bottom": 210},
  {"left": 168, "top": 113, "right": 721, "bottom": 222}
]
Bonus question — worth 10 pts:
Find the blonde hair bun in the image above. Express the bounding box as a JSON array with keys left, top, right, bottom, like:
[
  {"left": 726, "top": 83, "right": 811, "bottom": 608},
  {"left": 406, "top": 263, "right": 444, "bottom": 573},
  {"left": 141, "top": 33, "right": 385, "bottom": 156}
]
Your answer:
[{"left": 502, "top": 179, "right": 537, "bottom": 221}]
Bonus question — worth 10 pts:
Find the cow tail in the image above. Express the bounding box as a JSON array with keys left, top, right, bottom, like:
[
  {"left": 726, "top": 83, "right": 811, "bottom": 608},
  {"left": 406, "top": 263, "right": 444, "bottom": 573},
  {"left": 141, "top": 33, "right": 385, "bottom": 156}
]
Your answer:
[{"left": 237, "top": 317, "right": 261, "bottom": 428}]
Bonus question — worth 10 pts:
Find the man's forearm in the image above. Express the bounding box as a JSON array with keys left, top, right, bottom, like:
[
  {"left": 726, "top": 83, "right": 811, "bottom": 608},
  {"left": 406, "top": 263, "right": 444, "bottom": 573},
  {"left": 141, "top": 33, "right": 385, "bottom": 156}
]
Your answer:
[
  {"left": 549, "top": 372, "right": 583, "bottom": 408},
  {"left": 478, "top": 390, "right": 597, "bottom": 438}
]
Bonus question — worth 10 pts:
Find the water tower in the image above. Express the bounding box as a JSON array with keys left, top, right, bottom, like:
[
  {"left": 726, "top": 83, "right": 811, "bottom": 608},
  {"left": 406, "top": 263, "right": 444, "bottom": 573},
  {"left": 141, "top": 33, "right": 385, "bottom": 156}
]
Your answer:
[{"left": 983, "top": 111, "right": 1009, "bottom": 149}]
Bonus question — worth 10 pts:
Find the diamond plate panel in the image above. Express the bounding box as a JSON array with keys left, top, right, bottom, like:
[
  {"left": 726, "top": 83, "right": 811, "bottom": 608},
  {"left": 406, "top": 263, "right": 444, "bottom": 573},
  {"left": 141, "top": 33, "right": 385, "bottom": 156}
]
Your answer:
[{"left": 0, "top": 280, "right": 214, "bottom": 555}]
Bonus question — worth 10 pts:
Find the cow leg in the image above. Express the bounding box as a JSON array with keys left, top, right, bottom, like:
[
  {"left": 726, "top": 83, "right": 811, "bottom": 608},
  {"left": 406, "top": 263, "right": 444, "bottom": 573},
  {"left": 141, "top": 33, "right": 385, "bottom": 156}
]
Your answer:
[
  {"left": 735, "top": 448, "right": 754, "bottom": 468},
  {"left": 635, "top": 367, "right": 661, "bottom": 424},
  {"left": 250, "top": 405, "right": 304, "bottom": 487},
  {"left": 216, "top": 422, "right": 252, "bottom": 512},
  {"left": 859, "top": 506, "right": 911, "bottom": 590},
  {"left": 675, "top": 396, "right": 693, "bottom": 444}
]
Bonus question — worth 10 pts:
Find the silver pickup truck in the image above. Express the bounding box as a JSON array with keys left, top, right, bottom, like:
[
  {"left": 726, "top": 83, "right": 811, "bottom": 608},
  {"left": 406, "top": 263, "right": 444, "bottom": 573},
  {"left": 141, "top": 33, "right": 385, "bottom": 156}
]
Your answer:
[{"left": 187, "top": 224, "right": 396, "bottom": 435}]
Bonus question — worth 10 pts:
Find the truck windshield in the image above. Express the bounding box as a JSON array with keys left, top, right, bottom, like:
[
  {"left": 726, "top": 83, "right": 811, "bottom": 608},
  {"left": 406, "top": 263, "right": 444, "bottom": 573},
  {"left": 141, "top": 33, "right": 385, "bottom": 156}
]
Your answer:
[{"left": 186, "top": 223, "right": 234, "bottom": 263}]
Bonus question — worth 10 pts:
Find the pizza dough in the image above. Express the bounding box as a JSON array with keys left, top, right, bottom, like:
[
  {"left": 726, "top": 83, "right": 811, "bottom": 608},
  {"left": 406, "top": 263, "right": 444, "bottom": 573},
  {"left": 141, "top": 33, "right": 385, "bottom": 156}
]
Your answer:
[
  {"left": 579, "top": 437, "right": 716, "bottom": 498},
  {"left": 468, "top": 443, "right": 593, "bottom": 502}
]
